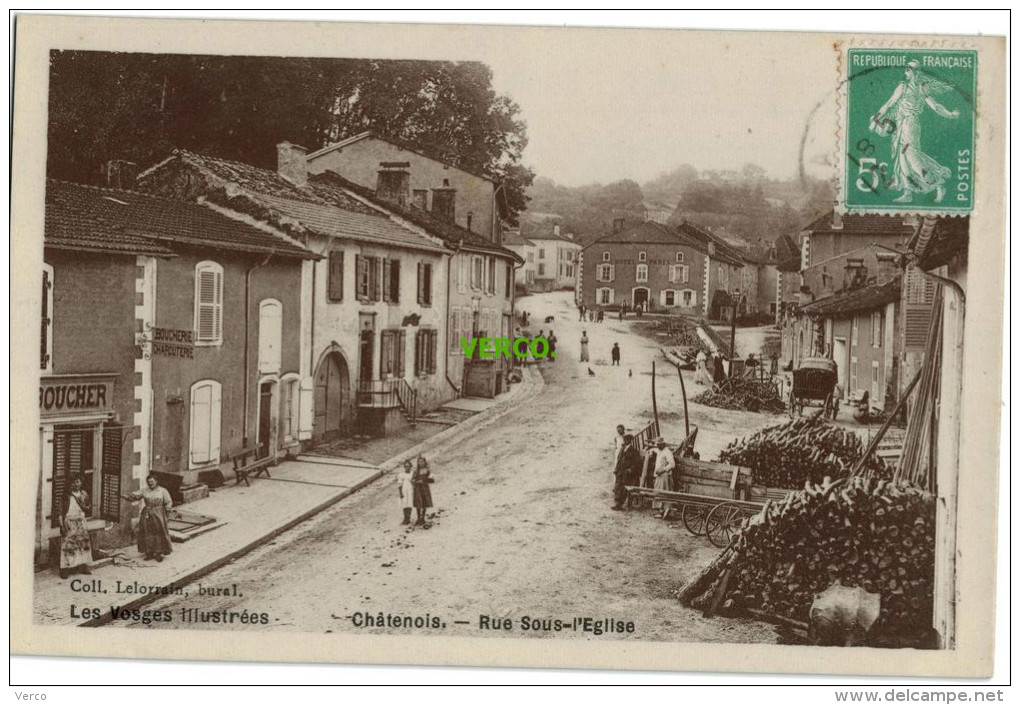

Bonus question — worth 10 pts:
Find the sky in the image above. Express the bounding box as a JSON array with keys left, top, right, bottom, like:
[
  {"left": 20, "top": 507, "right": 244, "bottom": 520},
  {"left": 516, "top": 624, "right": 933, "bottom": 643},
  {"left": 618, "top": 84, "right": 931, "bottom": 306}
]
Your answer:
[{"left": 479, "top": 27, "right": 839, "bottom": 187}]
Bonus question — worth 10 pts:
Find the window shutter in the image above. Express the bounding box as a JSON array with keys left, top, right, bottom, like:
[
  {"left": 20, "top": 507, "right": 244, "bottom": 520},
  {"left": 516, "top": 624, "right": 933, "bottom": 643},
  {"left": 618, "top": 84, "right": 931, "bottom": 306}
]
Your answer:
[
  {"left": 328, "top": 251, "right": 344, "bottom": 301},
  {"left": 417, "top": 263, "right": 424, "bottom": 304},
  {"left": 100, "top": 427, "right": 122, "bottom": 522},
  {"left": 382, "top": 258, "right": 391, "bottom": 302},
  {"left": 190, "top": 384, "right": 212, "bottom": 464},
  {"left": 197, "top": 270, "right": 216, "bottom": 341},
  {"left": 424, "top": 264, "right": 432, "bottom": 305},
  {"left": 391, "top": 260, "right": 400, "bottom": 303},
  {"left": 428, "top": 331, "right": 437, "bottom": 373},
  {"left": 659, "top": 290, "right": 667, "bottom": 306},
  {"left": 259, "top": 301, "right": 282, "bottom": 374},
  {"left": 414, "top": 330, "right": 422, "bottom": 375},
  {"left": 50, "top": 433, "right": 68, "bottom": 528},
  {"left": 209, "top": 382, "right": 221, "bottom": 462},
  {"left": 397, "top": 330, "right": 406, "bottom": 378},
  {"left": 41, "top": 269, "right": 51, "bottom": 371},
  {"left": 373, "top": 258, "right": 382, "bottom": 301},
  {"left": 609, "top": 264, "right": 615, "bottom": 282}
]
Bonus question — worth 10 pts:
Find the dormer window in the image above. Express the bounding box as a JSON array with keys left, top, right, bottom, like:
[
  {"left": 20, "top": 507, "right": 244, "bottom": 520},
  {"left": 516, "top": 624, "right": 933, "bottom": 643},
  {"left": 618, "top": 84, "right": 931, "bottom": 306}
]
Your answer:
[
  {"left": 638, "top": 251, "right": 647, "bottom": 262},
  {"left": 602, "top": 251, "right": 611, "bottom": 262},
  {"left": 676, "top": 252, "right": 685, "bottom": 263}
]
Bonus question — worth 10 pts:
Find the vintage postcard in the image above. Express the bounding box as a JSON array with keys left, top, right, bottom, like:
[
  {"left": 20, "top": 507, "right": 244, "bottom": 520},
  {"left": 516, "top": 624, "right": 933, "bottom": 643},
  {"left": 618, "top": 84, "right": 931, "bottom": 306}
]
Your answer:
[{"left": 10, "top": 15, "right": 1006, "bottom": 677}]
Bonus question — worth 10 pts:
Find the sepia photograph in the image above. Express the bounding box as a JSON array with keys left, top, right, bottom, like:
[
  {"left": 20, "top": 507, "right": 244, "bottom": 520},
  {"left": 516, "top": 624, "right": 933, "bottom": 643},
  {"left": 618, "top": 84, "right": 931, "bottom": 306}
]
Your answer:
[{"left": 9, "top": 11, "right": 1008, "bottom": 685}]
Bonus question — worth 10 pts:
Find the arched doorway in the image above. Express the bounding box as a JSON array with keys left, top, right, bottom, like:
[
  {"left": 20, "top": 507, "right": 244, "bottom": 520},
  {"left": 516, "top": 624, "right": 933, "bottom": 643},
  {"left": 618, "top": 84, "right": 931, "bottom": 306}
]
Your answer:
[
  {"left": 313, "top": 351, "right": 350, "bottom": 442},
  {"left": 632, "top": 287, "right": 649, "bottom": 310}
]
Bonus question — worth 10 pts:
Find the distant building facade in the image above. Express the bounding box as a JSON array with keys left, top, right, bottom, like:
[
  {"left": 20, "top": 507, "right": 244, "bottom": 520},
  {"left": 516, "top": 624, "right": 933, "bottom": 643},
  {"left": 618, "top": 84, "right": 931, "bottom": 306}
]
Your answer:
[
  {"left": 527, "top": 225, "right": 581, "bottom": 292},
  {"left": 578, "top": 219, "right": 743, "bottom": 316}
]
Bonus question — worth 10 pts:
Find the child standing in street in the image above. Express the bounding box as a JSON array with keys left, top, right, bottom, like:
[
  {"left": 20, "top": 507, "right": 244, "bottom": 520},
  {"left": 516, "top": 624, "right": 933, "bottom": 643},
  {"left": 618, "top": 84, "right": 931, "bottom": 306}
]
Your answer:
[
  {"left": 412, "top": 455, "right": 435, "bottom": 526},
  {"left": 397, "top": 459, "right": 414, "bottom": 525}
]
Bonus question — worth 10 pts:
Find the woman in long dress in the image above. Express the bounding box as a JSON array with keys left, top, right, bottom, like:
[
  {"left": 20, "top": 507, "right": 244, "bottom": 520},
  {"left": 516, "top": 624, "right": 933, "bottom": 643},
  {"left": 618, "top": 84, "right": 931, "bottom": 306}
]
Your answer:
[
  {"left": 694, "top": 350, "right": 713, "bottom": 386},
  {"left": 411, "top": 456, "right": 434, "bottom": 526},
  {"left": 128, "top": 474, "right": 174, "bottom": 562},
  {"left": 871, "top": 60, "right": 959, "bottom": 203},
  {"left": 58, "top": 474, "right": 93, "bottom": 578},
  {"left": 579, "top": 331, "right": 590, "bottom": 362},
  {"left": 397, "top": 459, "right": 415, "bottom": 525}
]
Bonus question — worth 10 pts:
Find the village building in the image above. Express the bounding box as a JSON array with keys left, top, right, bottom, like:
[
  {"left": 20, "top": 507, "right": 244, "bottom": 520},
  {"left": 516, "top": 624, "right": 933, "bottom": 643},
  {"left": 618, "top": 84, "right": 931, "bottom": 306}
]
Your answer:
[
  {"left": 577, "top": 219, "right": 743, "bottom": 317},
  {"left": 778, "top": 212, "right": 913, "bottom": 371},
  {"left": 501, "top": 228, "right": 537, "bottom": 291},
  {"left": 310, "top": 168, "right": 522, "bottom": 400},
  {"left": 136, "top": 146, "right": 451, "bottom": 440},
  {"left": 526, "top": 224, "right": 581, "bottom": 292},
  {"left": 302, "top": 140, "right": 521, "bottom": 399},
  {"left": 304, "top": 131, "right": 510, "bottom": 244},
  {"left": 38, "top": 179, "right": 316, "bottom": 566}
]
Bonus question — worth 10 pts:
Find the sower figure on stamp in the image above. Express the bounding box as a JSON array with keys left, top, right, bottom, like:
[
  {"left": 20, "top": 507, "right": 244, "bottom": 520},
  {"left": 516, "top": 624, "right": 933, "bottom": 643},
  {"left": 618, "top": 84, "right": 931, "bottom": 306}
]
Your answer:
[
  {"left": 397, "top": 459, "right": 415, "bottom": 525},
  {"left": 871, "top": 59, "right": 959, "bottom": 204},
  {"left": 412, "top": 455, "right": 434, "bottom": 526}
]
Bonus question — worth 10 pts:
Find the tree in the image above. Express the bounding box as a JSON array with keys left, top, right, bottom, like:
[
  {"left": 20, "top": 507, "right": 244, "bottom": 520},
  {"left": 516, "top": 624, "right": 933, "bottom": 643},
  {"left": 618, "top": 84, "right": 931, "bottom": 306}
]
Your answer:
[
  {"left": 741, "top": 162, "right": 768, "bottom": 182},
  {"left": 46, "top": 52, "right": 533, "bottom": 222}
]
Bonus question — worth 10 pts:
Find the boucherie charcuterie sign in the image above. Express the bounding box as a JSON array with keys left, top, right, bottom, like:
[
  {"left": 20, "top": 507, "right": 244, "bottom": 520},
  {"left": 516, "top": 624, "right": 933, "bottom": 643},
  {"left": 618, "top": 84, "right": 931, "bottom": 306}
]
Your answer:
[{"left": 39, "top": 375, "right": 115, "bottom": 418}]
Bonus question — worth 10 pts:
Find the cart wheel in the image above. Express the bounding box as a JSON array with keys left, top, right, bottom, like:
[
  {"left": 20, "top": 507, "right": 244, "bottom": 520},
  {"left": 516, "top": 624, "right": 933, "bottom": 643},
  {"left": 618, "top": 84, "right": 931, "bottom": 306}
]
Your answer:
[
  {"left": 681, "top": 504, "right": 708, "bottom": 536},
  {"left": 705, "top": 502, "right": 745, "bottom": 548}
]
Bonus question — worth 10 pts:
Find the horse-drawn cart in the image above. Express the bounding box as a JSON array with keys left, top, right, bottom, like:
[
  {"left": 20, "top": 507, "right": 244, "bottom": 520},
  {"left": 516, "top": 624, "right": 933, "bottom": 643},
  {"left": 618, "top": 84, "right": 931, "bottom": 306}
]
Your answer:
[{"left": 788, "top": 356, "right": 840, "bottom": 419}]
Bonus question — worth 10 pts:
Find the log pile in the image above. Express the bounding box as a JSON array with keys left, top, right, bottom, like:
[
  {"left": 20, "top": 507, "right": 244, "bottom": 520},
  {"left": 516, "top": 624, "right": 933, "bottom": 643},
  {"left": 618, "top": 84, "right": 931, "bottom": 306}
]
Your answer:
[
  {"left": 718, "top": 415, "right": 891, "bottom": 488},
  {"left": 692, "top": 377, "right": 785, "bottom": 414},
  {"left": 679, "top": 476, "right": 936, "bottom": 639}
]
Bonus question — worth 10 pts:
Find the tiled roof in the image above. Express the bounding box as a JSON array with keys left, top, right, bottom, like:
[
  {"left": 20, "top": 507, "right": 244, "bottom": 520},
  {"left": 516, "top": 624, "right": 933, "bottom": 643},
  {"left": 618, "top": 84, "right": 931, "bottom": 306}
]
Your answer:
[
  {"left": 583, "top": 220, "right": 744, "bottom": 266},
  {"left": 799, "top": 278, "right": 901, "bottom": 317},
  {"left": 501, "top": 229, "right": 534, "bottom": 247},
  {"left": 802, "top": 211, "right": 914, "bottom": 236},
  {"left": 310, "top": 171, "right": 519, "bottom": 261},
  {"left": 144, "top": 152, "right": 446, "bottom": 254},
  {"left": 256, "top": 191, "right": 447, "bottom": 254},
  {"left": 45, "top": 180, "right": 316, "bottom": 259}
]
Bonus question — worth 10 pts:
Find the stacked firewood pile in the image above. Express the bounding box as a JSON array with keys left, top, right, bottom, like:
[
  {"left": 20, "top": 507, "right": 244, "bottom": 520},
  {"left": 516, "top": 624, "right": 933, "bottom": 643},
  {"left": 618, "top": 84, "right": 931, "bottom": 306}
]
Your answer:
[
  {"left": 678, "top": 476, "right": 935, "bottom": 639},
  {"left": 692, "top": 377, "right": 785, "bottom": 413},
  {"left": 718, "top": 415, "right": 891, "bottom": 488}
]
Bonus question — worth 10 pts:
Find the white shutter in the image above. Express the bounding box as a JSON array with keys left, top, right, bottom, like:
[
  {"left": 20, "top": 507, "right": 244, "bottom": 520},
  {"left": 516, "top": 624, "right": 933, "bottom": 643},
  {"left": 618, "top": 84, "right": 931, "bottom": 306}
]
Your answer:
[
  {"left": 259, "top": 300, "right": 283, "bottom": 373},
  {"left": 608, "top": 264, "right": 615, "bottom": 282},
  {"left": 682, "top": 265, "right": 689, "bottom": 283},
  {"left": 608, "top": 288, "right": 615, "bottom": 304},
  {"left": 190, "top": 383, "right": 212, "bottom": 464},
  {"left": 209, "top": 382, "right": 221, "bottom": 462},
  {"left": 659, "top": 289, "right": 667, "bottom": 306},
  {"left": 196, "top": 263, "right": 223, "bottom": 343}
]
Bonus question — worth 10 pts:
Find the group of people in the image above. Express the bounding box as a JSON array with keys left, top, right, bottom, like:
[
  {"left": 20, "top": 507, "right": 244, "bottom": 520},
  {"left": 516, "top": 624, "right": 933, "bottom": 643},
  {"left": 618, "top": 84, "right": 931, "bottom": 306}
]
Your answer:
[
  {"left": 578, "top": 331, "right": 621, "bottom": 366},
  {"left": 57, "top": 472, "right": 175, "bottom": 578},
  {"left": 610, "top": 425, "right": 676, "bottom": 516},
  {"left": 577, "top": 304, "right": 605, "bottom": 323},
  {"left": 396, "top": 455, "right": 435, "bottom": 526}
]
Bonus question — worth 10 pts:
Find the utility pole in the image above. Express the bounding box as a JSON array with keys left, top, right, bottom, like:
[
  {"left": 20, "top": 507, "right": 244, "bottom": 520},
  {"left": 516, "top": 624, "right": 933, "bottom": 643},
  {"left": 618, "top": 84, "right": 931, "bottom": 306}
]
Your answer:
[{"left": 728, "top": 292, "right": 738, "bottom": 378}]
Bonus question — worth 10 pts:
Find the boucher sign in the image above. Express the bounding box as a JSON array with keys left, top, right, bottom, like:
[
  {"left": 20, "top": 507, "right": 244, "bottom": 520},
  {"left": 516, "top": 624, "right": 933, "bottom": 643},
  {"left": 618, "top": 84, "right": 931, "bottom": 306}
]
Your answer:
[
  {"left": 39, "top": 375, "right": 115, "bottom": 419},
  {"left": 151, "top": 327, "right": 195, "bottom": 359}
]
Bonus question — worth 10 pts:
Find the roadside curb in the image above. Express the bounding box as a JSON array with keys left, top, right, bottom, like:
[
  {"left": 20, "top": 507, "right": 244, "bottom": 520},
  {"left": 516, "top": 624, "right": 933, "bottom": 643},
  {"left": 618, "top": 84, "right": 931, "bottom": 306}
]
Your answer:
[
  {"left": 81, "top": 469, "right": 384, "bottom": 627},
  {"left": 79, "top": 365, "right": 545, "bottom": 627}
]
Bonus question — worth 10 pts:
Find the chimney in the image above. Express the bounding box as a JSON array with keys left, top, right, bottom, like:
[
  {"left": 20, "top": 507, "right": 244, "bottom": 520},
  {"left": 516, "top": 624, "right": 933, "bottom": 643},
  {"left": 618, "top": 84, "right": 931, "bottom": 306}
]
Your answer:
[
  {"left": 277, "top": 142, "right": 308, "bottom": 188},
  {"left": 612, "top": 218, "right": 625, "bottom": 234},
  {"left": 376, "top": 162, "right": 411, "bottom": 208},
  {"left": 104, "top": 160, "right": 138, "bottom": 190},
  {"left": 431, "top": 178, "right": 456, "bottom": 224},
  {"left": 831, "top": 210, "right": 843, "bottom": 230},
  {"left": 553, "top": 224, "right": 561, "bottom": 237},
  {"left": 875, "top": 252, "right": 900, "bottom": 283}
]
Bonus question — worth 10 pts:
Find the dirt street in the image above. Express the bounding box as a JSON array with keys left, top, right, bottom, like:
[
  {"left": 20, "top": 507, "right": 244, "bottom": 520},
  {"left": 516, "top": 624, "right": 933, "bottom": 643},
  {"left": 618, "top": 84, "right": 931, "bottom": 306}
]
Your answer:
[{"left": 113, "top": 292, "right": 780, "bottom": 644}]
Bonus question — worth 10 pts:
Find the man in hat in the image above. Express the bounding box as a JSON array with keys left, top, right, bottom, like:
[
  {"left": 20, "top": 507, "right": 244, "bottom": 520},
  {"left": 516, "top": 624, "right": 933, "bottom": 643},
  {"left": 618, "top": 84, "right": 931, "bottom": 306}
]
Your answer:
[
  {"left": 611, "top": 424, "right": 626, "bottom": 470},
  {"left": 612, "top": 433, "right": 643, "bottom": 510},
  {"left": 611, "top": 342, "right": 621, "bottom": 366}
]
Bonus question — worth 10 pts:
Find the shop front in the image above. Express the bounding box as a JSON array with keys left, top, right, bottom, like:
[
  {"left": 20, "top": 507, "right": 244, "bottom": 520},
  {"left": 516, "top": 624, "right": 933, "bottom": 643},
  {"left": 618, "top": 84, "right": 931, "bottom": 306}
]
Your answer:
[{"left": 36, "top": 374, "right": 125, "bottom": 567}]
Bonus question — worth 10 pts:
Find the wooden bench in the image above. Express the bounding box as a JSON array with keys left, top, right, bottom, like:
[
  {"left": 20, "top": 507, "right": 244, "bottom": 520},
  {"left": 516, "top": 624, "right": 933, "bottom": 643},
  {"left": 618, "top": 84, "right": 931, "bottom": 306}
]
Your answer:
[{"left": 232, "top": 445, "right": 274, "bottom": 487}]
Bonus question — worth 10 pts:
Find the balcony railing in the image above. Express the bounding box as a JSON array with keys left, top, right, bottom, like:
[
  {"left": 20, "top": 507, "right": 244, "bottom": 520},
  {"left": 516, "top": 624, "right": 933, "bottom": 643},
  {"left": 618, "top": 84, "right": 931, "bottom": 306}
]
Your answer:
[{"left": 357, "top": 379, "right": 399, "bottom": 408}]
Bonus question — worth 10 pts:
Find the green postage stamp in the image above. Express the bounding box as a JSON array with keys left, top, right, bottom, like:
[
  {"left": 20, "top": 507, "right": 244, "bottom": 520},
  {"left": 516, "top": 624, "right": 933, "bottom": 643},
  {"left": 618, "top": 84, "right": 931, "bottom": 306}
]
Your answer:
[{"left": 843, "top": 47, "right": 976, "bottom": 214}]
